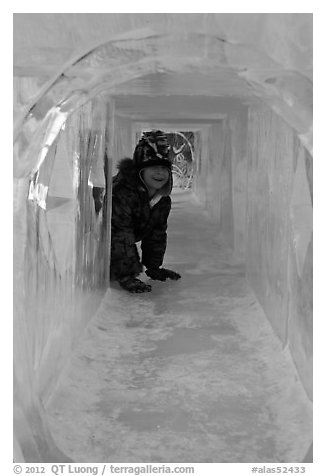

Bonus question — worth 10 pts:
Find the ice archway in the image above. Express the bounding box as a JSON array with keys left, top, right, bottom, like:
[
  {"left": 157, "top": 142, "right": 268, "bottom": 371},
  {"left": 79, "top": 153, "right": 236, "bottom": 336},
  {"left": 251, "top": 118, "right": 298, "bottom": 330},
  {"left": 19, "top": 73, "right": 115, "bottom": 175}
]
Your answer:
[{"left": 13, "top": 13, "right": 312, "bottom": 462}]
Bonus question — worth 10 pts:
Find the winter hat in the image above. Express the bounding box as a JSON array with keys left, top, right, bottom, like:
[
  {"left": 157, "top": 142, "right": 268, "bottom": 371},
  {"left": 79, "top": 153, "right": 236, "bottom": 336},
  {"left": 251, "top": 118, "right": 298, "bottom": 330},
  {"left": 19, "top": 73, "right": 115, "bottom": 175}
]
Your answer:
[{"left": 133, "top": 130, "right": 172, "bottom": 171}]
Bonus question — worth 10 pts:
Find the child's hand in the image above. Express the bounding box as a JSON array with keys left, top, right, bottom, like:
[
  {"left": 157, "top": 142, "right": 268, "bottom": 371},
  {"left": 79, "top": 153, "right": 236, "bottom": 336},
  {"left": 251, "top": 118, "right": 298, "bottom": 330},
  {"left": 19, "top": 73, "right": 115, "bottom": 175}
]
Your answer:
[{"left": 146, "top": 267, "right": 181, "bottom": 281}]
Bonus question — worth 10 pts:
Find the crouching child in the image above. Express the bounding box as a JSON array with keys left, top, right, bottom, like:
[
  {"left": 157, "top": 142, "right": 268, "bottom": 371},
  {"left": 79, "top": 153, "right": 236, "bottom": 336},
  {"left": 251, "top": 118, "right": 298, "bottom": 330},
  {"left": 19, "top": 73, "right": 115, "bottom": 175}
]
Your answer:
[{"left": 110, "top": 130, "right": 181, "bottom": 293}]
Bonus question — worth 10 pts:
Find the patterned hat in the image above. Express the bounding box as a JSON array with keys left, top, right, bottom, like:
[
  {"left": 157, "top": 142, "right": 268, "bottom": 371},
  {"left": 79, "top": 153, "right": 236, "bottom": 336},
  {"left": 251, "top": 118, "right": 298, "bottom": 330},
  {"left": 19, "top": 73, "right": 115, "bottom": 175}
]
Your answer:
[{"left": 133, "top": 130, "right": 172, "bottom": 170}]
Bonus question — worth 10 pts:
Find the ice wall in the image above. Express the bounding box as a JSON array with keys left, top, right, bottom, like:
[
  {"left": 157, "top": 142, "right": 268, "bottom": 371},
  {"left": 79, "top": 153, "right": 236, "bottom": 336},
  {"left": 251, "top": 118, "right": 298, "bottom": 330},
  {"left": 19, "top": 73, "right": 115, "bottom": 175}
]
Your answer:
[
  {"left": 13, "top": 96, "right": 112, "bottom": 460},
  {"left": 195, "top": 103, "right": 312, "bottom": 399},
  {"left": 193, "top": 107, "right": 248, "bottom": 259},
  {"left": 246, "top": 105, "right": 313, "bottom": 399},
  {"left": 13, "top": 13, "right": 312, "bottom": 461},
  {"left": 113, "top": 115, "right": 133, "bottom": 171}
]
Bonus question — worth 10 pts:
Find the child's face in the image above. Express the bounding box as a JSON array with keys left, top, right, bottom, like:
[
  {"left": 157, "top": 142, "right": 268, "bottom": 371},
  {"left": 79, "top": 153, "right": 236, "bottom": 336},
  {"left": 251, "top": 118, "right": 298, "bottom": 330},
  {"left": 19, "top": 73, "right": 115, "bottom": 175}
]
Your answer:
[{"left": 142, "top": 166, "right": 170, "bottom": 191}]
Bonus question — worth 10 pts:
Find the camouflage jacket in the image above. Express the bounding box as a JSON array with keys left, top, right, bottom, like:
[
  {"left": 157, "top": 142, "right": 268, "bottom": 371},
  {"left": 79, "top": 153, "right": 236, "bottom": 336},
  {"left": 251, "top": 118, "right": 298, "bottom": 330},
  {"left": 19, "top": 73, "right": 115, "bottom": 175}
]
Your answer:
[{"left": 110, "top": 158, "right": 172, "bottom": 281}]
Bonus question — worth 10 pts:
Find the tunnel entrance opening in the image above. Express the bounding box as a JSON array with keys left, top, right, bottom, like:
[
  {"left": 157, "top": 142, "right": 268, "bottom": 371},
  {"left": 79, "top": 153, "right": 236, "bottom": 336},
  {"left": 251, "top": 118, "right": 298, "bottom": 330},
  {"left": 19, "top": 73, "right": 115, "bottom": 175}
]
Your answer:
[{"left": 169, "top": 131, "right": 194, "bottom": 191}]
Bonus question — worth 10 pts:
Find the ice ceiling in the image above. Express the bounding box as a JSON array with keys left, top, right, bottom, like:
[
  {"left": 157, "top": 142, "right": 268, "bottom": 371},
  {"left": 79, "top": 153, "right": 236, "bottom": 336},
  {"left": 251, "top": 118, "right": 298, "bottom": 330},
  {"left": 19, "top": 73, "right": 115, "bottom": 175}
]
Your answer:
[{"left": 13, "top": 12, "right": 312, "bottom": 179}]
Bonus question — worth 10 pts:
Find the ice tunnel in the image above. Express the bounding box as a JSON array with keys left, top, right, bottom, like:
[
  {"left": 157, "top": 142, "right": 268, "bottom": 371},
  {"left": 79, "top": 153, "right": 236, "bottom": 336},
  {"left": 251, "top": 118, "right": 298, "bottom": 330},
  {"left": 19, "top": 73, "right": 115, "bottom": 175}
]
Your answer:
[{"left": 13, "top": 13, "right": 313, "bottom": 463}]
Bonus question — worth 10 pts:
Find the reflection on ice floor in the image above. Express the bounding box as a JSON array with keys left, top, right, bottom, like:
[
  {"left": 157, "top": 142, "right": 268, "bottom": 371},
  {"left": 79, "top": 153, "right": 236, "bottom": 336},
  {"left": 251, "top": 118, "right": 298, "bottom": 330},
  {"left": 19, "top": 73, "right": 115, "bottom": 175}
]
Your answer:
[{"left": 46, "top": 190, "right": 312, "bottom": 463}]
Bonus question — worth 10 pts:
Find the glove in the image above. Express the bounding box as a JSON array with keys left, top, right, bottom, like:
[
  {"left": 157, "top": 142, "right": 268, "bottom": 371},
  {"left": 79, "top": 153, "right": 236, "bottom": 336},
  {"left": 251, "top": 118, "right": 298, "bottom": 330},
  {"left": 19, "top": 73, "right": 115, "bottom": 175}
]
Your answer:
[
  {"left": 118, "top": 277, "right": 152, "bottom": 293},
  {"left": 92, "top": 186, "right": 105, "bottom": 215},
  {"left": 145, "top": 267, "right": 181, "bottom": 281}
]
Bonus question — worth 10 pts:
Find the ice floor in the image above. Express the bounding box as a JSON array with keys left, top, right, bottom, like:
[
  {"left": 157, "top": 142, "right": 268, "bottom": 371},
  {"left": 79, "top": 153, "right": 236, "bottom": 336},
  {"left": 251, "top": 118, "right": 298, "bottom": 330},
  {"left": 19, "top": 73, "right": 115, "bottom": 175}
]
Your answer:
[{"left": 46, "top": 190, "right": 312, "bottom": 463}]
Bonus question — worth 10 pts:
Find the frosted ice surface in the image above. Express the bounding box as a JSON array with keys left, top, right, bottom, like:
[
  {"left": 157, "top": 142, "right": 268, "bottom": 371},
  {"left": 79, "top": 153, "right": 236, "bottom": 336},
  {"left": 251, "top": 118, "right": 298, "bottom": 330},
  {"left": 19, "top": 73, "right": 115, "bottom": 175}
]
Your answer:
[
  {"left": 13, "top": 13, "right": 313, "bottom": 462},
  {"left": 46, "top": 191, "right": 312, "bottom": 463}
]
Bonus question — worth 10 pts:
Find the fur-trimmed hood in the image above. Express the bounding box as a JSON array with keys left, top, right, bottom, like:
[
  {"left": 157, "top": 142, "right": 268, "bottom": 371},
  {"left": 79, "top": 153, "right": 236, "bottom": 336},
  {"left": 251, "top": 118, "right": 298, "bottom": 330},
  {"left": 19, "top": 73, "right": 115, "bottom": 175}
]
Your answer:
[{"left": 114, "top": 157, "right": 173, "bottom": 197}]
